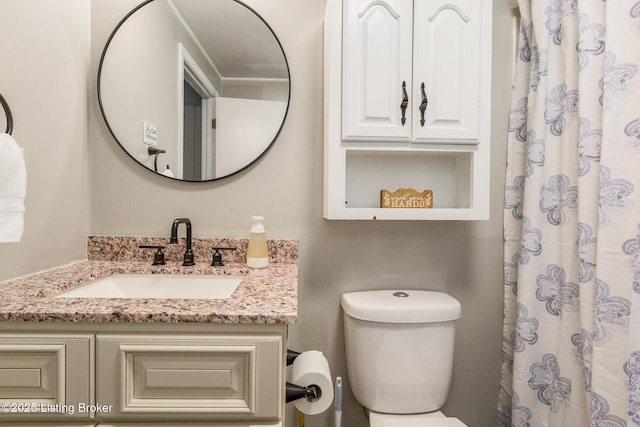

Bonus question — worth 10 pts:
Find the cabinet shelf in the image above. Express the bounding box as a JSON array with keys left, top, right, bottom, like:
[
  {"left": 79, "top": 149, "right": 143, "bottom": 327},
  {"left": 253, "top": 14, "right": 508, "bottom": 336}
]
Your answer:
[
  {"left": 345, "top": 150, "right": 471, "bottom": 209},
  {"left": 330, "top": 149, "right": 485, "bottom": 221}
]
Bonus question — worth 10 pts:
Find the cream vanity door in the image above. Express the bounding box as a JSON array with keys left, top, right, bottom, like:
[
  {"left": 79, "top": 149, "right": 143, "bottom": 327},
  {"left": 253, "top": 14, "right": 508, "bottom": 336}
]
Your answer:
[
  {"left": 342, "top": 0, "right": 413, "bottom": 141},
  {"left": 0, "top": 334, "right": 94, "bottom": 421},
  {"left": 96, "top": 333, "right": 283, "bottom": 422},
  {"left": 411, "top": 0, "right": 483, "bottom": 143}
]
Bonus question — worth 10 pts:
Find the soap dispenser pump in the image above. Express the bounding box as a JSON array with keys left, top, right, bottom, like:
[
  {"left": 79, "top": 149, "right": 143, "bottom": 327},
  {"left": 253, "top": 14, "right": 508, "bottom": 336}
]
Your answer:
[{"left": 247, "top": 216, "right": 268, "bottom": 268}]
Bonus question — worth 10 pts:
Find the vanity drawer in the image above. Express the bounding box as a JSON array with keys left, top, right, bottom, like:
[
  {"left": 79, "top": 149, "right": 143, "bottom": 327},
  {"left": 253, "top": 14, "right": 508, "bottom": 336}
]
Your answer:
[
  {"left": 0, "top": 334, "right": 94, "bottom": 420},
  {"left": 96, "top": 334, "right": 283, "bottom": 421}
]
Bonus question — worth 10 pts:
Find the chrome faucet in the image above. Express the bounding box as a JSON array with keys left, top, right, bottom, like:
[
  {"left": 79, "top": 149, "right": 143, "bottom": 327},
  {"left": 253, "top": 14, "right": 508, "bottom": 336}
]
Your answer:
[{"left": 170, "top": 218, "right": 195, "bottom": 266}]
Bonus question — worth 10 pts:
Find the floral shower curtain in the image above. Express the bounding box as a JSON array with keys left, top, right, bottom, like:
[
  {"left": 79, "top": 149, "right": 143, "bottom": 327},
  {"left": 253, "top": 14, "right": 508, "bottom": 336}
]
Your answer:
[{"left": 498, "top": 0, "right": 640, "bottom": 425}]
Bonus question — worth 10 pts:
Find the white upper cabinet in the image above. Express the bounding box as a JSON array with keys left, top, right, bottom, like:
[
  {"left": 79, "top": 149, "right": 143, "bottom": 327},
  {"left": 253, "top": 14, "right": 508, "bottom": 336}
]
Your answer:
[
  {"left": 342, "top": 0, "right": 485, "bottom": 144},
  {"left": 324, "top": 0, "right": 492, "bottom": 220}
]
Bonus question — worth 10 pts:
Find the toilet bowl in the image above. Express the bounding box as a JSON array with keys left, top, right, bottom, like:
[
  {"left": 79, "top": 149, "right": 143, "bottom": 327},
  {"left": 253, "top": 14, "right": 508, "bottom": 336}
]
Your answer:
[{"left": 341, "top": 290, "right": 466, "bottom": 427}]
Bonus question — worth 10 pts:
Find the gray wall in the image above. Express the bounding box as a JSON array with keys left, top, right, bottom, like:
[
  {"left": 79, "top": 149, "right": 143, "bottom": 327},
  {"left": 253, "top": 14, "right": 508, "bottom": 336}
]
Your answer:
[
  {"left": 1, "top": 0, "right": 516, "bottom": 426},
  {"left": 0, "top": 0, "right": 91, "bottom": 281}
]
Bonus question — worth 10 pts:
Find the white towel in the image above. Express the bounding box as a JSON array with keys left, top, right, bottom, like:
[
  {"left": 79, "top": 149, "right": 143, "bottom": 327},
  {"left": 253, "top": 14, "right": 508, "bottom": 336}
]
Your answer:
[
  {"left": 161, "top": 165, "right": 174, "bottom": 178},
  {"left": 0, "top": 133, "right": 26, "bottom": 243}
]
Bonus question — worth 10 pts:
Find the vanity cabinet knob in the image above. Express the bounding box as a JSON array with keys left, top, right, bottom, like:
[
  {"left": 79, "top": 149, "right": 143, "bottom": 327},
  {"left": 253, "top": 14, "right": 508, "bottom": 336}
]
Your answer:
[
  {"left": 139, "top": 245, "right": 166, "bottom": 266},
  {"left": 211, "top": 247, "right": 237, "bottom": 267}
]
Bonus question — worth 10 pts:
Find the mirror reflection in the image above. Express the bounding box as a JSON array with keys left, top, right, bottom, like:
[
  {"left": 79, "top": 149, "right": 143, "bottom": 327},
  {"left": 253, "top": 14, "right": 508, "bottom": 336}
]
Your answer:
[{"left": 98, "top": 0, "right": 290, "bottom": 181}]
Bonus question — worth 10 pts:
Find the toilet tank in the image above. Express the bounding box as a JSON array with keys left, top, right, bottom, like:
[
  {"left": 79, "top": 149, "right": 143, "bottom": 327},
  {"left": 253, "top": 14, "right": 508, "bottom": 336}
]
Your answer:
[{"left": 341, "top": 290, "right": 461, "bottom": 414}]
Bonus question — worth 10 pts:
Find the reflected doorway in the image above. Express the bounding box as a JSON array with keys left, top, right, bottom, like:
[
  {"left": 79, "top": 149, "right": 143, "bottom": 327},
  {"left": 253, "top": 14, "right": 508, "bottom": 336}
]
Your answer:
[{"left": 183, "top": 81, "right": 203, "bottom": 181}]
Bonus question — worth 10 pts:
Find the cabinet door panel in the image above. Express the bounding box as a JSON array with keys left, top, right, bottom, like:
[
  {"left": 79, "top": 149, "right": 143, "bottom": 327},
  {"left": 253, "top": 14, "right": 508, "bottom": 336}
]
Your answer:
[
  {"left": 0, "top": 334, "right": 93, "bottom": 420},
  {"left": 97, "top": 334, "right": 283, "bottom": 421},
  {"left": 343, "top": 0, "right": 413, "bottom": 141},
  {"left": 128, "top": 345, "right": 250, "bottom": 400},
  {"left": 412, "top": 0, "right": 482, "bottom": 142}
]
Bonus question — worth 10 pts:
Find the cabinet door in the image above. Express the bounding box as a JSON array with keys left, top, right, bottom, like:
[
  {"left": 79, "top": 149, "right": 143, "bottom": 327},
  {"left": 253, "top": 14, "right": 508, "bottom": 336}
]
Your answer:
[
  {"left": 96, "top": 334, "right": 283, "bottom": 422},
  {"left": 412, "top": 0, "right": 483, "bottom": 142},
  {"left": 0, "top": 334, "right": 93, "bottom": 421},
  {"left": 342, "top": 0, "right": 413, "bottom": 141}
]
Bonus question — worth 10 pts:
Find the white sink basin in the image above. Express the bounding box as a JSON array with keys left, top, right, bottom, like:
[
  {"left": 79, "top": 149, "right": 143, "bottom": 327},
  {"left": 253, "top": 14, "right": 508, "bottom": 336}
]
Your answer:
[{"left": 56, "top": 274, "right": 243, "bottom": 299}]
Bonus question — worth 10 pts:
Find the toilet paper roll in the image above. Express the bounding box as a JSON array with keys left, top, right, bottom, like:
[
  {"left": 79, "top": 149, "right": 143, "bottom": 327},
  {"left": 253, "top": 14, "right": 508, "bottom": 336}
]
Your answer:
[{"left": 291, "top": 350, "right": 334, "bottom": 415}]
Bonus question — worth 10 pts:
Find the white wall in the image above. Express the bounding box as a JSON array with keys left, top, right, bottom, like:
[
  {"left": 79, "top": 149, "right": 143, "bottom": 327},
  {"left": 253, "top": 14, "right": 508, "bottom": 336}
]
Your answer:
[
  {"left": 214, "top": 97, "right": 288, "bottom": 178},
  {"left": 0, "top": 0, "right": 91, "bottom": 281},
  {"left": 98, "top": 0, "right": 181, "bottom": 173}
]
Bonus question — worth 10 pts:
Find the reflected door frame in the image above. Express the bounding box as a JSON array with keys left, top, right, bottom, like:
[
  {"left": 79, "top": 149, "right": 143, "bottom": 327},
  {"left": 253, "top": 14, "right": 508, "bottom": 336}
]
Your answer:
[{"left": 177, "top": 43, "right": 218, "bottom": 180}]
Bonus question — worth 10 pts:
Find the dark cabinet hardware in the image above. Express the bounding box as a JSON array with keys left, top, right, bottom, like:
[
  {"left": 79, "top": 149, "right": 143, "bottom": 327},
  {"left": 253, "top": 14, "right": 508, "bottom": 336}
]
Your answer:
[
  {"left": 400, "top": 81, "right": 408, "bottom": 125},
  {"left": 419, "top": 82, "right": 428, "bottom": 127}
]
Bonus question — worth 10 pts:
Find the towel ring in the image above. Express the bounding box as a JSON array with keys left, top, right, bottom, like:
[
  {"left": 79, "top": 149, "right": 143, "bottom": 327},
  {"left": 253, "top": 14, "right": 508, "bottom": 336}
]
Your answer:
[
  {"left": 148, "top": 146, "right": 165, "bottom": 172},
  {"left": 0, "top": 93, "right": 13, "bottom": 135}
]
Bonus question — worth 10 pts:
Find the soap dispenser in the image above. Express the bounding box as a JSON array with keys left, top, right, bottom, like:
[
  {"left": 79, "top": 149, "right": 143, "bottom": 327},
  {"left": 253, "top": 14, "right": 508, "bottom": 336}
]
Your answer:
[{"left": 247, "top": 216, "right": 268, "bottom": 268}]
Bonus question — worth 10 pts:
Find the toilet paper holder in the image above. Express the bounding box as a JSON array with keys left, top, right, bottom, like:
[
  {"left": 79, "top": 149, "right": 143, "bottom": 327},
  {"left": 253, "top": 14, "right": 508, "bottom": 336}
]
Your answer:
[
  {"left": 286, "top": 382, "right": 322, "bottom": 403},
  {"left": 286, "top": 349, "right": 323, "bottom": 404},
  {"left": 287, "top": 349, "right": 301, "bottom": 365}
]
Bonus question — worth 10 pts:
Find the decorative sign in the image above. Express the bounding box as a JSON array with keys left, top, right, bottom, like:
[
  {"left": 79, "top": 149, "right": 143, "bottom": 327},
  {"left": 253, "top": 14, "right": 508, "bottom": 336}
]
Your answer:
[
  {"left": 143, "top": 121, "right": 158, "bottom": 147},
  {"left": 380, "top": 188, "right": 433, "bottom": 208}
]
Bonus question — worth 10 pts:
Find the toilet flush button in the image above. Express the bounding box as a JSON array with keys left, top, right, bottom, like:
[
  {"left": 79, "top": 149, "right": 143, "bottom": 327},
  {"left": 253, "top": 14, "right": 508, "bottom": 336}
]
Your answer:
[{"left": 393, "top": 291, "right": 410, "bottom": 298}]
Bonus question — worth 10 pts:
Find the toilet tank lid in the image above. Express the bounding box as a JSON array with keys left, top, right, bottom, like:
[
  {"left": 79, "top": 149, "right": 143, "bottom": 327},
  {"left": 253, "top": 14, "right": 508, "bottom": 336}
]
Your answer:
[{"left": 341, "top": 290, "right": 461, "bottom": 323}]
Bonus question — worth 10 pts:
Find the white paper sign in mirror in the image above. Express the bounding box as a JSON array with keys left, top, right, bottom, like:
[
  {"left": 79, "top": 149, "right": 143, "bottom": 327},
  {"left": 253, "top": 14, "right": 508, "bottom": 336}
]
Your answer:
[{"left": 98, "top": 0, "right": 290, "bottom": 181}]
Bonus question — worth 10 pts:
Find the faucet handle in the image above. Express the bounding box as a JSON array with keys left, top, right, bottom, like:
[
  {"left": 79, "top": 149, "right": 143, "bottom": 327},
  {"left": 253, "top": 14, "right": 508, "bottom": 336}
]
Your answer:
[
  {"left": 211, "top": 247, "right": 237, "bottom": 267},
  {"left": 139, "top": 245, "right": 166, "bottom": 266}
]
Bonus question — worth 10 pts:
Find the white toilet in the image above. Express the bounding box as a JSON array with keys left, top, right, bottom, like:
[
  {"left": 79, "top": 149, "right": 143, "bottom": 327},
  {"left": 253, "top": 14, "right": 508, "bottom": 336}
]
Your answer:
[{"left": 341, "top": 290, "right": 466, "bottom": 427}]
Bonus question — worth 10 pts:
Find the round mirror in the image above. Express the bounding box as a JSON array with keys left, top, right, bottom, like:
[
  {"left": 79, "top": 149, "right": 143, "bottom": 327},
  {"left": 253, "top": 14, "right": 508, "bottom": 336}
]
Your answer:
[{"left": 98, "top": 0, "right": 290, "bottom": 181}]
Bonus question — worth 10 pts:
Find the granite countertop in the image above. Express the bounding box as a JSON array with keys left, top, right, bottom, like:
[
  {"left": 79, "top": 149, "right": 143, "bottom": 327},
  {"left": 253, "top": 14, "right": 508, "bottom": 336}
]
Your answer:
[{"left": 0, "top": 236, "right": 298, "bottom": 324}]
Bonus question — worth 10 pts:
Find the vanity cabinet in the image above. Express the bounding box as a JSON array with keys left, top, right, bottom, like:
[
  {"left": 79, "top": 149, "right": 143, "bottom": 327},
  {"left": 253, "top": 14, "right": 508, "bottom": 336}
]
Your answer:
[
  {"left": 325, "top": 0, "right": 492, "bottom": 220},
  {"left": 0, "top": 325, "right": 286, "bottom": 427}
]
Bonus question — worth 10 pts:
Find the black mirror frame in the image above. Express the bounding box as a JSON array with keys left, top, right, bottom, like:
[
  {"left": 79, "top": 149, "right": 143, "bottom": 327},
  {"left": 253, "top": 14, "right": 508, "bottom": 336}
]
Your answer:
[{"left": 97, "top": 0, "right": 291, "bottom": 182}]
